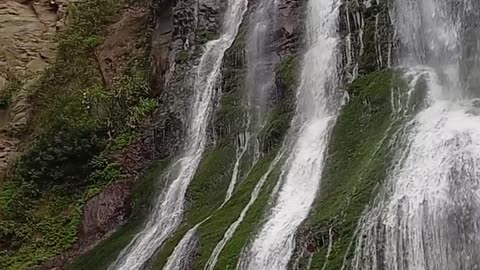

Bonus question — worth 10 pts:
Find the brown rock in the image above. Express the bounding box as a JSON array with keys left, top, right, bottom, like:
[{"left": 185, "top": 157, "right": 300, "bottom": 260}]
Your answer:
[
  {"left": 78, "top": 181, "right": 133, "bottom": 245},
  {"left": 96, "top": 7, "right": 148, "bottom": 87},
  {"left": 0, "top": 75, "right": 7, "bottom": 92},
  {"left": 0, "top": 0, "right": 69, "bottom": 81}
]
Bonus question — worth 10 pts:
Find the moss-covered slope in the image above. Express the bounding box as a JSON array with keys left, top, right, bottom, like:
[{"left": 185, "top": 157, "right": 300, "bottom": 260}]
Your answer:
[{"left": 291, "top": 70, "right": 408, "bottom": 270}]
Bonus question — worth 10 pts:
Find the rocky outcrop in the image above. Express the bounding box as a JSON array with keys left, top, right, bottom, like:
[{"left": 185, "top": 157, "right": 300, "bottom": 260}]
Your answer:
[
  {"left": 274, "top": 0, "right": 303, "bottom": 57},
  {"left": 96, "top": 6, "right": 148, "bottom": 87},
  {"left": 78, "top": 181, "right": 132, "bottom": 245},
  {"left": 0, "top": 0, "right": 69, "bottom": 88},
  {"left": 147, "top": 0, "right": 221, "bottom": 159},
  {"left": 0, "top": 0, "right": 69, "bottom": 172}
]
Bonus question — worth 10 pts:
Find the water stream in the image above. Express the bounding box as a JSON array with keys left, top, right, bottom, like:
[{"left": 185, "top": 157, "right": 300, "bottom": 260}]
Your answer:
[
  {"left": 351, "top": 1, "right": 480, "bottom": 269},
  {"left": 163, "top": 0, "right": 278, "bottom": 267},
  {"left": 108, "top": 0, "right": 248, "bottom": 268},
  {"left": 237, "top": 0, "right": 342, "bottom": 269}
]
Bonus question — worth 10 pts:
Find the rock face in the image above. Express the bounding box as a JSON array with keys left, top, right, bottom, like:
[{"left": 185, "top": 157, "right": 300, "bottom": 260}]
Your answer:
[
  {"left": 275, "top": 0, "right": 303, "bottom": 57},
  {"left": 147, "top": 0, "right": 222, "bottom": 160},
  {"left": 0, "top": 0, "right": 68, "bottom": 87},
  {"left": 78, "top": 181, "right": 132, "bottom": 245},
  {"left": 0, "top": 0, "right": 69, "bottom": 172},
  {"left": 96, "top": 6, "right": 148, "bottom": 87},
  {"left": 339, "top": 0, "right": 394, "bottom": 79}
]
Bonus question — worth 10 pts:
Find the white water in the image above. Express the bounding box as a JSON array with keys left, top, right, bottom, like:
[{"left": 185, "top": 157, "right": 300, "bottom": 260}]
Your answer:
[
  {"left": 162, "top": 224, "right": 201, "bottom": 270},
  {"left": 222, "top": 129, "right": 252, "bottom": 206},
  {"left": 163, "top": 0, "right": 282, "bottom": 266},
  {"left": 204, "top": 149, "right": 286, "bottom": 270},
  {"left": 351, "top": 1, "right": 480, "bottom": 269},
  {"left": 238, "top": 0, "right": 342, "bottom": 269},
  {"left": 109, "top": 0, "right": 247, "bottom": 268},
  {"left": 163, "top": 130, "right": 251, "bottom": 270}
]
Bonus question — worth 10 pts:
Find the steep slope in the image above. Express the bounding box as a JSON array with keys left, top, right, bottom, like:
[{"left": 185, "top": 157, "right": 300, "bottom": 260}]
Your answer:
[{"left": 0, "top": 0, "right": 159, "bottom": 268}]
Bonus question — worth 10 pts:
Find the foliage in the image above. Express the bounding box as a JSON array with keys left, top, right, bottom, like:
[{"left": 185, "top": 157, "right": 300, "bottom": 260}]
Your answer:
[{"left": 0, "top": 0, "right": 156, "bottom": 268}]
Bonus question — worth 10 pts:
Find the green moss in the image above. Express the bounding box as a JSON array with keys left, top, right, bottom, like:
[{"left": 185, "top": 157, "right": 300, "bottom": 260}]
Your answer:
[
  {"left": 185, "top": 145, "right": 239, "bottom": 222},
  {"left": 211, "top": 156, "right": 282, "bottom": 269},
  {"left": 260, "top": 55, "right": 299, "bottom": 152},
  {"left": 276, "top": 55, "right": 300, "bottom": 91},
  {"left": 194, "top": 155, "right": 278, "bottom": 269},
  {"left": 299, "top": 70, "right": 406, "bottom": 269}
]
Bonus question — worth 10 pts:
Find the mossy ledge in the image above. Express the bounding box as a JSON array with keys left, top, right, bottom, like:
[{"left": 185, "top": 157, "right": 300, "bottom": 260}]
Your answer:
[{"left": 291, "top": 70, "right": 408, "bottom": 270}]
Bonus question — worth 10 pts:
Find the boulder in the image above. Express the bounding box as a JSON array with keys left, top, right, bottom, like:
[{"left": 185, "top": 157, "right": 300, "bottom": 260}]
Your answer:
[{"left": 78, "top": 181, "right": 132, "bottom": 245}]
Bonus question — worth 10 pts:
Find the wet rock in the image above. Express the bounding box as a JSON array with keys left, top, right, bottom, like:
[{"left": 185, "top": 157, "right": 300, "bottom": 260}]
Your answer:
[
  {"left": 148, "top": 0, "right": 221, "bottom": 159},
  {"left": 274, "top": 0, "right": 303, "bottom": 57},
  {"left": 339, "top": 0, "right": 394, "bottom": 78}
]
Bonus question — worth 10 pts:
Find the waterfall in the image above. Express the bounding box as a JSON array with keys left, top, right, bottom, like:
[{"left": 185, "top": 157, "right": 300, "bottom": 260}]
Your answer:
[
  {"left": 162, "top": 127, "right": 251, "bottom": 270},
  {"left": 237, "top": 0, "right": 342, "bottom": 269},
  {"left": 204, "top": 148, "right": 286, "bottom": 270},
  {"left": 200, "top": 1, "right": 284, "bottom": 269},
  {"left": 163, "top": 0, "right": 279, "bottom": 268},
  {"left": 351, "top": 1, "right": 480, "bottom": 269},
  {"left": 107, "top": 0, "right": 248, "bottom": 269}
]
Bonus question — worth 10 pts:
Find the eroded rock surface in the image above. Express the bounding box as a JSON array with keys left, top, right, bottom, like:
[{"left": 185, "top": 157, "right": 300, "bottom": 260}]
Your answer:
[
  {"left": 96, "top": 6, "right": 148, "bottom": 87},
  {"left": 0, "top": 0, "right": 69, "bottom": 171},
  {"left": 78, "top": 181, "right": 132, "bottom": 245},
  {"left": 0, "top": 0, "right": 68, "bottom": 86}
]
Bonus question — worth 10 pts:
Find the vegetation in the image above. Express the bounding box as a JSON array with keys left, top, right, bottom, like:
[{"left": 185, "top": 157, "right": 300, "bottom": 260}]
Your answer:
[
  {"left": 0, "top": 0, "right": 156, "bottom": 268},
  {"left": 292, "top": 70, "right": 408, "bottom": 269},
  {"left": 149, "top": 17, "right": 300, "bottom": 268},
  {"left": 260, "top": 55, "right": 299, "bottom": 152}
]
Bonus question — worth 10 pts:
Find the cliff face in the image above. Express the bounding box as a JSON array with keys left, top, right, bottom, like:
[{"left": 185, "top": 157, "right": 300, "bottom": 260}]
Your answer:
[
  {"left": 0, "top": 0, "right": 65, "bottom": 82},
  {"left": 0, "top": 0, "right": 156, "bottom": 268},
  {"left": 0, "top": 0, "right": 67, "bottom": 175}
]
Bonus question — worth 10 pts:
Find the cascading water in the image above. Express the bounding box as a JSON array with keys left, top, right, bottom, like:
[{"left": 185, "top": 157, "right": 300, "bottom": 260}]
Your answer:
[
  {"left": 201, "top": 1, "right": 283, "bottom": 269},
  {"left": 163, "top": 123, "right": 251, "bottom": 270},
  {"left": 108, "top": 1, "right": 247, "bottom": 269},
  {"left": 163, "top": 0, "right": 279, "bottom": 268},
  {"left": 351, "top": 1, "right": 480, "bottom": 270},
  {"left": 237, "top": 0, "right": 342, "bottom": 269}
]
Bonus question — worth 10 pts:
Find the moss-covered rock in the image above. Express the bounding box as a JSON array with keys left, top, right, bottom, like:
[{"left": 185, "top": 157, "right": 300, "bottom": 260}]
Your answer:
[{"left": 292, "top": 70, "right": 407, "bottom": 269}]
